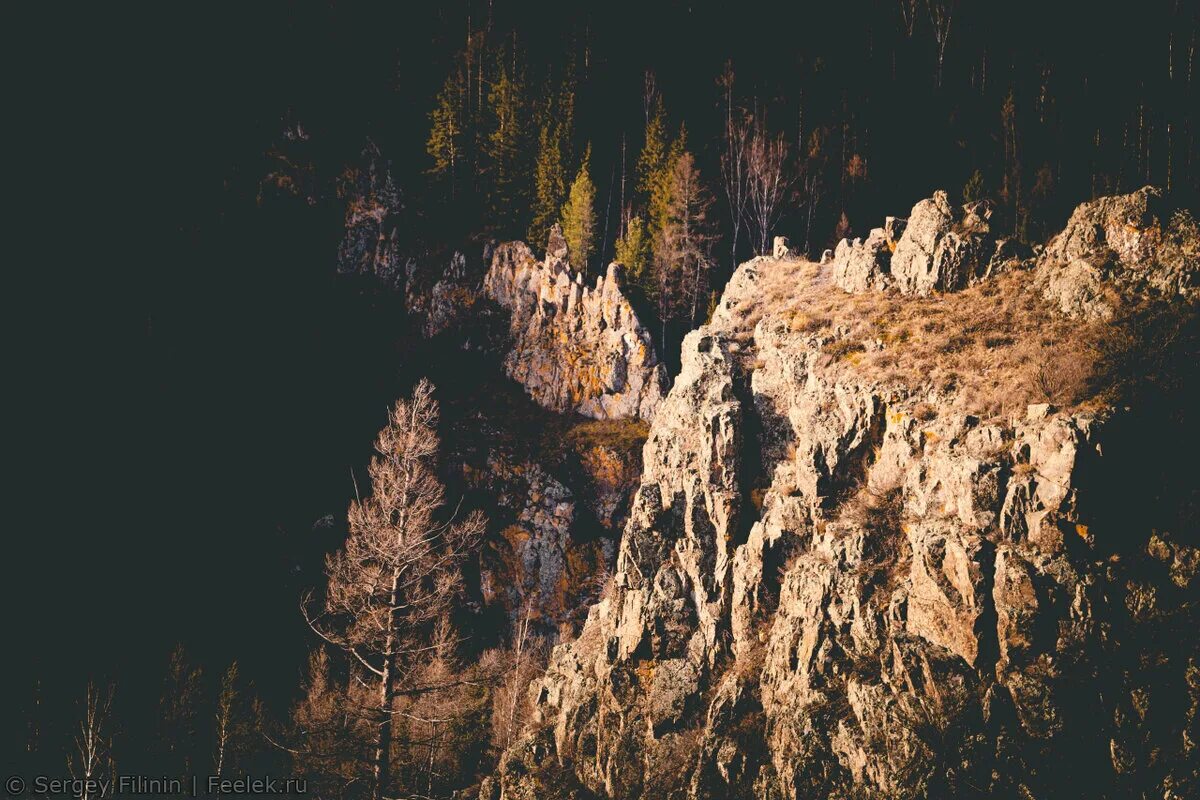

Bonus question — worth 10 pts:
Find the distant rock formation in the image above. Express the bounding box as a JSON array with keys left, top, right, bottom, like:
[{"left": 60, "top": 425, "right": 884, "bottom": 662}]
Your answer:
[{"left": 484, "top": 225, "right": 668, "bottom": 421}]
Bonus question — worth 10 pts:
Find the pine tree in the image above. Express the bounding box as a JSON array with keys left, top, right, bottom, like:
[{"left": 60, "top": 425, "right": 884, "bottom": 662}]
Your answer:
[
  {"left": 484, "top": 59, "right": 529, "bottom": 234},
  {"left": 615, "top": 214, "right": 652, "bottom": 295},
  {"left": 652, "top": 127, "right": 686, "bottom": 244},
  {"left": 560, "top": 145, "right": 597, "bottom": 275},
  {"left": 426, "top": 67, "right": 465, "bottom": 201},
  {"left": 528, "top": 121, "right": 566, "bottom": 250},
  {"left": 636, "top": 98, "right": 669, "bottom": 212},
  {"left": 528, "top": 67, "right": 577, "bottom": 249}
]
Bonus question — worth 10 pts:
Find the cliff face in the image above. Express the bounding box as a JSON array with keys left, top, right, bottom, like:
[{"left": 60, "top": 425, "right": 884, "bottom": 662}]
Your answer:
[
  {"left": 484, "top": 225, "right": 668, "bottom": 421},
  {"left": 487, "top": 192, "right": 1200, "bottom": 800}
]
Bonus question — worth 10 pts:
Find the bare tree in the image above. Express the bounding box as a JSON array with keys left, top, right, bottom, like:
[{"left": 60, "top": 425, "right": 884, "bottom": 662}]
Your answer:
[
  {"left": 642, "top": 69, "right": 658, "bottom": 127},
  {"left": 927, "top": 0, "right": 955, "bottom": 88},
  {"left": 718, "top": 62, "right": 751, "bottom": 274},
  {"left": 500, "top": 599, "right": 537, "bottom": 753},
  {"left": 303, "top": 379, "right": 485, "bottom": 800},
  {"left": 800, "top": 170, "right": 823, "bottom": 255},
  {"left": 899, "top": 0, "right": 920, "bottom": 37},
  {"left": 213, "top": 662, "right": 251, "bottom": 782},
  {"left": 67, "top": 681, "right": 115, "bottom": 800},
  {"left": 159, "top": 645, "right": 203, "bottom": 780},
  {"left": 747, "top": 118, "right": 794, "bottom": 256},
  {"left": 287, "top": 650, "right": 367, "bottom": 797}
]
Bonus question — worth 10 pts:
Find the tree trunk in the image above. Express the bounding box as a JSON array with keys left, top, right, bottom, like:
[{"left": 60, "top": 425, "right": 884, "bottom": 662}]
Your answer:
[{"left": 373, "top": 570, "right": 401, "bottom": 800}]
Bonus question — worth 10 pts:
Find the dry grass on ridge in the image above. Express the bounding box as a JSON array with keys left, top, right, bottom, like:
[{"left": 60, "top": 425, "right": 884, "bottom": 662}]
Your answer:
[{"left": 720, "top": 257, "right": 1107, "bottom": 421}]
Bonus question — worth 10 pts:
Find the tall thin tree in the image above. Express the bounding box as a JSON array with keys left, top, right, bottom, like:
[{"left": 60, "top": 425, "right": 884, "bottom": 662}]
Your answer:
[
  {"left": 303, "top": 379, "right": 484, "bottom": 800},
  {"left": 718, "top": 62, "right": 752, "bottom": 275},
  {"left": 67, "top": 681, "right": 115, "bottom": 800},
  {"left": 747, "top": 118, "right": 794, "bottom": 255}
]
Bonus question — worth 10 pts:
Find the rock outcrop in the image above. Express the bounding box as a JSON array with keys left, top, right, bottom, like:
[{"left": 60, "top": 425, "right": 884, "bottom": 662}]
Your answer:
[
  {"left": 484, "top": 226, "right": 668, "bottom": 421},
  {"left": 1036, "top": 185, "right": 1199, "bottom": 319},
  {"left": 491, "top": 192, "right": 1199, "bottom": 800},
  {"left": 832, "top": 191, "right": 1029, "bottom": 296},
  {"left": 831, "top": 227, "right": 892, "bottom": 292}
]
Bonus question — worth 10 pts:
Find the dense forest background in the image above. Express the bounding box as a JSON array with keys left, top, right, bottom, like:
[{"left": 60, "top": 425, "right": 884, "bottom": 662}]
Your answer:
[{"left": 6, "top": 0, "right": 1197, "bottom": 793}]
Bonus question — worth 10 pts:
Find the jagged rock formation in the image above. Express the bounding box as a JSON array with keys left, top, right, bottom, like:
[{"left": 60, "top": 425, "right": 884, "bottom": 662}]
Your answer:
[
  {"left": 832, "top": 191, "right": 1031, "bottom": 295},
  {"left": 1036, "top": 185, "right": 1199, "bottom": 319},
  {"left": 484, "top": 225, "right": 668, "bottom": 420},
  {"left": 488, "top": 192, "right": 1199, "bottom": 800}
]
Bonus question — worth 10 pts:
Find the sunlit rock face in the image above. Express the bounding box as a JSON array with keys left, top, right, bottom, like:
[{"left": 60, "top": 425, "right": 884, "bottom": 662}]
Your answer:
[
  {"left": 832, "top": 191, "right": 1033, "bottom": 297},
  {"left": 484, "top": 225, "right": 668, "bottom": 421},
  {"left": 1036, "top": 185, "right": 1199, "bottom": 319},
  {"left": 488, "top": 191, "right": 1199, "bottom": 800}
]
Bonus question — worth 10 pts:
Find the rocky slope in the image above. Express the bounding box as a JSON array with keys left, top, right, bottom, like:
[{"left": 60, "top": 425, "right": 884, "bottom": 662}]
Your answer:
[
  {"left": 486, "top": 189, "right": 1199, "bottom": 800},
  {"left": 484, "top": 225, "right": 668, "bottom": 421}
]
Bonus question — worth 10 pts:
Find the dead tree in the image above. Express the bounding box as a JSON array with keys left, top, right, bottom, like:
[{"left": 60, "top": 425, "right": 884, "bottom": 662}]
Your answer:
[
  {"left": 747, "top": 118, "right": 794, "bottom": 256},
  {"left": 213, "top": 662, "right": 248, "bottom": 782},
  {"left": 303, "top": 378, "right": 484, "bottom": 800},
  {"left": 718, "top": 61, "right": 751, "bottom": 274},
  {"left": 926, "top": 0, "right": 955, "bottom": 88},
  {"left": 67, "top": 681, "right": 115, "bottom": 800},
  {"left": 899, "top": 0, "right": 920, "bottom": 37}
]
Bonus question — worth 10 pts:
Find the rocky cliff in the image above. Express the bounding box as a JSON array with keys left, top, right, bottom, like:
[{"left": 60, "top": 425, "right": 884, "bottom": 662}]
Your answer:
[
  {"left": 486, "top": 190, "right": 1200, "bottom": 800},
  {"left": 484, "top": 225, "right": 668, "bottom": 421}
]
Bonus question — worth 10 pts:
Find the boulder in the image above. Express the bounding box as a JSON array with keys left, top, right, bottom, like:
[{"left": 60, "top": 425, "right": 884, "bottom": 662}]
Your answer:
[
  {"left": 773, "top": 235, "right": 791, "bottom": 259},
  {"left": 546, "top": 222, "right": 570, "bottom": 271},
  {"left": 890, "top": 190, "right": 1002, "bottom": 294},
  {"left": 832, "top": 227, "right": 892, "bottom": 292}
]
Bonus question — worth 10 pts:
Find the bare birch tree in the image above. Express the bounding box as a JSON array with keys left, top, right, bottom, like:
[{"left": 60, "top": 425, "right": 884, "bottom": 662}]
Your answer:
[
  {"left": 747, "top": 119, "right": 794, "bottom": 256},
  {"left": 302, "top": 378, "right": 484, "bottom": 800},
  {"left": 213, "top": 662, "right": 251, "bottom": 782},
  {"left": 67, "top": 681, "right": 115, "bottom": 800},
  {"left": 927, "top": 0, "right": 955, "bottom": 88},
  {"left": 899, "top": 0, "right": 920, "bottom": 37},
  {"left": 718, "top": 61, "right": 751, "bottom": 274}
]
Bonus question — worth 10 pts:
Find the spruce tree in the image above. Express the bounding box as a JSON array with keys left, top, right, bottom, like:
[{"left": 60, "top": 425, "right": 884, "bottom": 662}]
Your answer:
[
  {"left": 615, "top": 215, "right": 652, "bottom": 296},
  {"left": 484, "top": 60, "right": 529, "bottom": 234},
  {"left": 636, "top": 98, "right": 669, "bottom": 211},
  {"left": 528, "top": 121, "right": 566, "bottom": 250},
  {"left": 426, "top": 68, "right": 465, "bottom": 201},
  {"left": 560, "top": 145, "right": 597, "bottom": 275},
  {"left": 529, "top": 69, "right": 576, "bottom": 248}
]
